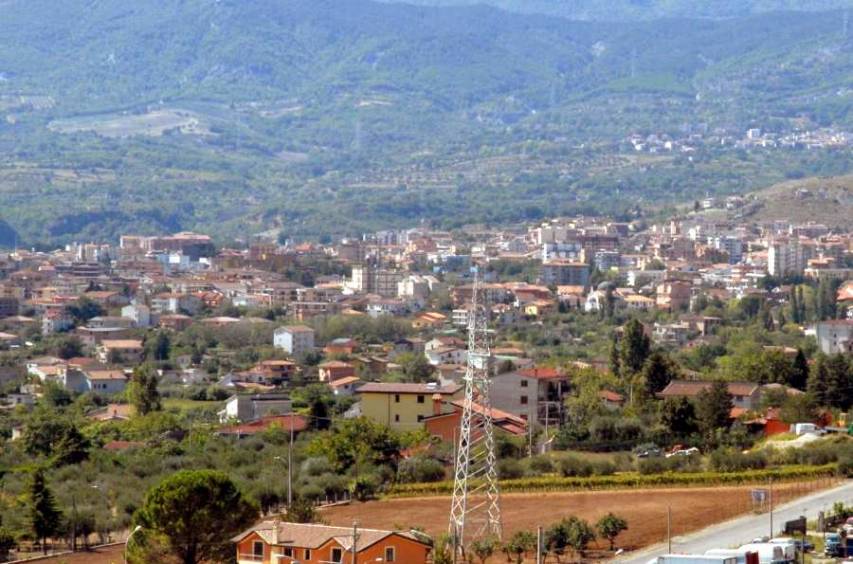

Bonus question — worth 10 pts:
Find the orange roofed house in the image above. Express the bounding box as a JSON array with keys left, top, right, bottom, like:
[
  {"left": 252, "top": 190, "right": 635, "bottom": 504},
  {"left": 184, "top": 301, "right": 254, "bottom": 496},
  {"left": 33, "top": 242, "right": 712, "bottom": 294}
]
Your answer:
[{"left": 233, "top": 521, "right": 431, "bottom": 564}]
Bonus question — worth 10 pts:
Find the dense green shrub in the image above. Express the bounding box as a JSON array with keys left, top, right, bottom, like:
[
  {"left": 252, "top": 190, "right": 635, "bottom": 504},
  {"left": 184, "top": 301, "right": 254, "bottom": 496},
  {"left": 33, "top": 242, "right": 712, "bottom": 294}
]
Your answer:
[
  {"left": 708, "top": 449, "right": 768, "bottom": 472},
  {"left": 527, "top": 455, "right": 554, "bottom": 475},
  {"left": 637, "top": 454, "right": 701, "bottom": 475},
  {"left": 397, "top": 456, "right": 446, "bottom": 483},
  {"left": 498, "top": 459, "right": 525, "bottom": 479}
]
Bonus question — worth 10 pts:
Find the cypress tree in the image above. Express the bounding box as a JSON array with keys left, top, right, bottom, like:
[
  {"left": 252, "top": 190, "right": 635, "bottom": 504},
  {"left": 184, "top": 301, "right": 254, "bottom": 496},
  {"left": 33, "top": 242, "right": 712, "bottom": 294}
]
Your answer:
[
  {"left": 807, "top": 354, "right": 830, "bottom": 407},
  {"left": 790, "top": 348, "right": 809, "bottom": 391},
  {"left": 619, "top": 319, "right": 650, "bottom": 377},
  {"left": 28, "top": 469, "right": 61, "bottom": 554},
  {"left": 608, "top": 334, "right": 621, "bottom": 377},
  {"left": 790, "top": 287, "right": 800, "bottom": 324}
]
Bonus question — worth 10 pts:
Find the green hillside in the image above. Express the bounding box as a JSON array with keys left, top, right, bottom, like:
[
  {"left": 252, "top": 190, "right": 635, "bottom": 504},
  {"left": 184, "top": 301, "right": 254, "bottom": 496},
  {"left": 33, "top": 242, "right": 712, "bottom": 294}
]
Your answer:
[
  {"left": 0, "top": 0, "right": 849, "bottom": 245},
  {"left": 380, "top": 0, "right": 852, "bottom": 20}
]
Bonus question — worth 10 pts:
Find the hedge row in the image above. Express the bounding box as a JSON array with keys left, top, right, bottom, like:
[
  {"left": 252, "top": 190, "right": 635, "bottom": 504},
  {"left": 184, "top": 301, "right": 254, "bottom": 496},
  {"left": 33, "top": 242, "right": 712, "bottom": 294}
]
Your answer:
[{"left": 386, "top": 464, "right": 838, "bottom": 497}]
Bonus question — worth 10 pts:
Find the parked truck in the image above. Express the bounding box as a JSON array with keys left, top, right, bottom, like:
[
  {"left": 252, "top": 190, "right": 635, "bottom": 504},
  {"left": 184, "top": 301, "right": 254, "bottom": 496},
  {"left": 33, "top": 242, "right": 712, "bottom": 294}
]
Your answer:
[{"left": 705, "top": 548, "right": 760, "bottom": 564}]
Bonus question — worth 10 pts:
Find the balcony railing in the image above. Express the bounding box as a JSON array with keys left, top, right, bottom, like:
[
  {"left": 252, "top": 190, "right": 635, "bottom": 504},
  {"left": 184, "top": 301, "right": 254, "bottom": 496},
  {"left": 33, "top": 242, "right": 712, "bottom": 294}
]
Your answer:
[{"left": 237, "top": 553, "right": 265, "bottom": 563}]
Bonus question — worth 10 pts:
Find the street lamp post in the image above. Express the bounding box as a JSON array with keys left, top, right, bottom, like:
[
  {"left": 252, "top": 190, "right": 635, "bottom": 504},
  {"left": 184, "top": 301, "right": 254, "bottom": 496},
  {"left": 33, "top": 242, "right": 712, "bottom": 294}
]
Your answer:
[{"left": 124, "top": 525, "right": 143, "bottom": 564}]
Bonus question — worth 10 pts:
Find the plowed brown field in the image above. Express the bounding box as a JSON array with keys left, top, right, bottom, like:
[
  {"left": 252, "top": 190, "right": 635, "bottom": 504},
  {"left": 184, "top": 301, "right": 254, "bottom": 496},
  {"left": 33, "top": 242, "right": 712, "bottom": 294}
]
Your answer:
[{"left": 321, "top": 479, "right": 834, "bottom": 552}]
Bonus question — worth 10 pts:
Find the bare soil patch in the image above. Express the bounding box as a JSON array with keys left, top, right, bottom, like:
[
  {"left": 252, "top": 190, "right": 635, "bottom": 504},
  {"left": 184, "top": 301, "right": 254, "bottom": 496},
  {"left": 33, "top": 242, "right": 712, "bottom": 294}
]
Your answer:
[{"left": 321, "top": 479, "right": 834, "bottom": 552}]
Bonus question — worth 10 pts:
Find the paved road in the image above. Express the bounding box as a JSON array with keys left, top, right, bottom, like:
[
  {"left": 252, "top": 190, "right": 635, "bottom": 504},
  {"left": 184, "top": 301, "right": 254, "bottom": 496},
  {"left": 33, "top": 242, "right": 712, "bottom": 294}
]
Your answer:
[{"left": 621, "top": 480, "right": 853, "bottom": 563}]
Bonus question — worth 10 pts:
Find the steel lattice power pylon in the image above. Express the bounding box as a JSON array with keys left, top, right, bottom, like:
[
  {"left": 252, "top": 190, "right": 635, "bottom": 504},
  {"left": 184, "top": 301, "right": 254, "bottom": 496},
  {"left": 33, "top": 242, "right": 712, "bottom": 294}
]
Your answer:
[{"left": 449, "top": 273, "right": 502, "bottom": 551}]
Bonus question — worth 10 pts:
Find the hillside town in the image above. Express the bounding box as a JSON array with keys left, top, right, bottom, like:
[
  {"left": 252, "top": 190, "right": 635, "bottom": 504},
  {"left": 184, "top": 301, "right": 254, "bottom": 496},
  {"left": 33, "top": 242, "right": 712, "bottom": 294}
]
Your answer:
[{"left": 0, "top": 209, "right": 851, "bottom": 563}]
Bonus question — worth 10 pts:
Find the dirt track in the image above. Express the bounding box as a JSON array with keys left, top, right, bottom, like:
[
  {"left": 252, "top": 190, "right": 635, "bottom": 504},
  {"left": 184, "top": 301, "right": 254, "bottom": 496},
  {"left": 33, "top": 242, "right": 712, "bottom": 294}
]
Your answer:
[{"left": 321, "top": 479, "right": 835, "bottom": 552}]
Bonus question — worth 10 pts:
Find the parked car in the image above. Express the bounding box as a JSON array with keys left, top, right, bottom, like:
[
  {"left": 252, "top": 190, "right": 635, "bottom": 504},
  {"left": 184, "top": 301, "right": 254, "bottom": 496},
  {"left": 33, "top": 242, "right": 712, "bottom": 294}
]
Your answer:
[
  {"left": 792, "top": 423, "right": 824, "bottom": 436},
  {"left": 666, "top": 447, "right": 700, "bottom": 458},
  {"left": 825, "top": 532, "right": 841, "bottom": 556},
  {"left": 634, "top": 443, "right": 662, "bottom": 458}
]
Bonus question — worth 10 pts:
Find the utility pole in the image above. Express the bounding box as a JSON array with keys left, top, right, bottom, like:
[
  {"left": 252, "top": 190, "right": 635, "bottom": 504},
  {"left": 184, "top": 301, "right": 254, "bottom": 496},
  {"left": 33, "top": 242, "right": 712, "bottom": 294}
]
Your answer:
[
  {"left": 351, "top": 521, "right": 359, "bottom": 564},
  {"left": 536, "top": 526, "right": 543, "bottom": 564},
  {"left": 667, "top": 506, "right": 672, "bottom": 554},
  {"left": 769, "top": 478, "right": 774, "bottom": 539},
  {"left": 71, "top": 494, "right": 78, "bottom": 552},
  {"left": 288, "top": 415, "right": 294, "bottom": 507}
]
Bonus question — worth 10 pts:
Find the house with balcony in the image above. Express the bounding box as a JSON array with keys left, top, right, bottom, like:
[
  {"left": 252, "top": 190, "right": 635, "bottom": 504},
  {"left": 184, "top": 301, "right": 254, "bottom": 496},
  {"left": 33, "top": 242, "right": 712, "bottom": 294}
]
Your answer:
[
  {"left": 233, "top": 521, "right": 431, "bottom": 564},
  {"left": 490, "top": 366, "right": 570, "bottom": 426}
]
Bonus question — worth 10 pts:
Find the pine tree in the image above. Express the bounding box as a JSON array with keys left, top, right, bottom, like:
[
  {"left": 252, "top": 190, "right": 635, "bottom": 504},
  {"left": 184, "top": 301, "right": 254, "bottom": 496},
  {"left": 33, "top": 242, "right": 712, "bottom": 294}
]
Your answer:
[
  {"left": 608, "top": 334, "right": 621, "bottom": 377},
  {"left": 790, "top": 348, "right": 809, "bottom": 391},
  {"left": 641, "top": 351, "right": 679, "bottom": 397},
  {"left": 619, "top": 319, "right": 650, "bottom": 378},
  {"left": 807, "top": 354, "right": 830, "bottom": 407},
  {"left": 128, "top": 364, "right": 161, "bottom": 416},
  {"left": 28, "top": 469, "right": 61, "bottom": 554},
  {"left": 696, "top": 381, "right": 733, "bottom": 439},
  {"left": 825, "top": 354, "right": 853, "bottom": 411}
]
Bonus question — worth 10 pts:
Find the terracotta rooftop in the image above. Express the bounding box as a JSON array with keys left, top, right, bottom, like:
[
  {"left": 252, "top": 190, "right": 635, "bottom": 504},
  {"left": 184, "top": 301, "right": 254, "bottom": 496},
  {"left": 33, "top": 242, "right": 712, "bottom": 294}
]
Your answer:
[
  {"left": 659, "top": 379, "right": 758, "bottom": 398},
  {"left": 357, "top": 382, "right": 461, "bottom": 395},
  {"left": 233, "top": 520, "right": 426, "bottom": 550},
  {"left": 516, "top": 367, "right": 566, "bottom": 380}
]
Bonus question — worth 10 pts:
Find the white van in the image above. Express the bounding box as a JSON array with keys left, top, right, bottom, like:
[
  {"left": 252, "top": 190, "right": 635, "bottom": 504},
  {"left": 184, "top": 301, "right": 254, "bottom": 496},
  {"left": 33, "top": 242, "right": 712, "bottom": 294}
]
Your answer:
[
  {"left": 792, "top": 423, "right": 820, "bottom": 435},
  {"left": 737, "top": 543, "right": 788, "bottom": 564},
  {"left": 768, "top": 537, "right": 798, "bottom": 560}
]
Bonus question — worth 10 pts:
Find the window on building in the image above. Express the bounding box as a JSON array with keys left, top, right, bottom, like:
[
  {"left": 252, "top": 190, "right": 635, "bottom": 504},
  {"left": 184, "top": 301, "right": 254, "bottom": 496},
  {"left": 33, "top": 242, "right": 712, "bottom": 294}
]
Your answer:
[
  {"left": 331, "top": 547, "right": 343, "bottom": 562},
  {"left": 394, "top": 394, "right": 400, "bottom": 403},
  {"left": 417, "top": 394, "right": 425, "bottom": 403},
  {"left": 520, "top": 395, "right": 528, "bottom": 405},
  {"left": 252, "top": 541, "right": 264, "bottom": 557},
  {"left": 520, "top": 379, "right": 528, "bottom": 388},
  {"left": 385, "top": 546, "right": 396, "bottom": 562},
  {"left": 417, "top": 415, "right": 424, "bottom": 422},
  {"left": 305, "top": 548, "right": 312, "bottom": 560},
  {"left": 394, "top": 414, "right": 400, "bottom": 422},
  {"left": 282, "top": 547, "right": 293, "bottom": 557}
]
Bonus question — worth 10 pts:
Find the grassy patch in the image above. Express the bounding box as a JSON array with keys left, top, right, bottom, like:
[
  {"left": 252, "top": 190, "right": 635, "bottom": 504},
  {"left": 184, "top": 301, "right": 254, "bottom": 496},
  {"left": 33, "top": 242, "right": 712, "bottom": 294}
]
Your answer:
[{"left": 162, "top": 398, "right": 220, "bottom": 413}]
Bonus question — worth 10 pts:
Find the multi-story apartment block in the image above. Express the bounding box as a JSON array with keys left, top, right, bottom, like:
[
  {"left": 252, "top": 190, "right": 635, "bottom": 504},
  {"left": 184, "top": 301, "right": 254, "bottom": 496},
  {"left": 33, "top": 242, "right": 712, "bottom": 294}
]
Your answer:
[{"left": 273, "top": 325, "right": 315, "bottom": 357}]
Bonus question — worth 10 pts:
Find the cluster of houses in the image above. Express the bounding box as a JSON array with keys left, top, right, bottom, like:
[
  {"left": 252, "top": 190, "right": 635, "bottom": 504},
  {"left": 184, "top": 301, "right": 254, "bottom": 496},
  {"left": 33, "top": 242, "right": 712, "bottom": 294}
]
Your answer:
[{"left": 0, "top": 213, "right": 849, "bottom": 439}]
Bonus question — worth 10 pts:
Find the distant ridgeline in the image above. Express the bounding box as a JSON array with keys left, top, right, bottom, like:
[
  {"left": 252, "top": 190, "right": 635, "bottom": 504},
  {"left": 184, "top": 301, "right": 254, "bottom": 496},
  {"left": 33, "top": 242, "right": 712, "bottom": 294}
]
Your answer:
[
  {"left": 377, "top": 0, "right": 852, "bottom": 20},
  {"left": 0, "top": 0, "right": 848, "bottom": 245}
]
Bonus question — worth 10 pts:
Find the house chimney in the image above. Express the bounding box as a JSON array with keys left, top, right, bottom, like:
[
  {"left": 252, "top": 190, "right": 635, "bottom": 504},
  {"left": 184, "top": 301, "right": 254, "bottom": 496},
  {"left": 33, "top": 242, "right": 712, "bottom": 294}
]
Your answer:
[
  {"left": 271, "top": 517, "right": 279, "bottom": 546},
  {"left": 432, "top": 393, "right": 442, "bottom": 416}
]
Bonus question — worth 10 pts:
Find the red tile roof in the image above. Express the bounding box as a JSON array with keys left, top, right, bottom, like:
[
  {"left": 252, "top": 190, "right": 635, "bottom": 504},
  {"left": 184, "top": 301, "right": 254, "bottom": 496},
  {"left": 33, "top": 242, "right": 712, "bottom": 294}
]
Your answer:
[
  {"left": 599, "top": 390, "right": 625, "bottom": 403},
  {"left": 517, "top": 367, "right": 565, "bottom": 380},
  {"left": 659, "top": 379, "right": 758, "bottom": 398}
]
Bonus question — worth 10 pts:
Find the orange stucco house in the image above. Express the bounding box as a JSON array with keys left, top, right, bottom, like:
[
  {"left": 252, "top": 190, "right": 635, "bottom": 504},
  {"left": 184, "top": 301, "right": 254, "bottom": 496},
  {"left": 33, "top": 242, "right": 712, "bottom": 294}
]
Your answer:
[{"left": 233, "top": 520, "right": 431, "bottom": 564}]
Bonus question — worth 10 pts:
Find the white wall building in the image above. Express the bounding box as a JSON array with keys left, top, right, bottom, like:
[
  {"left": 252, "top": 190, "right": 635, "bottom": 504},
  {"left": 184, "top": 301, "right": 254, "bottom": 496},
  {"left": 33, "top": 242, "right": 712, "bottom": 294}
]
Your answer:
[{"left": 273, "top": 325, "right": 315, "bottom": 357}]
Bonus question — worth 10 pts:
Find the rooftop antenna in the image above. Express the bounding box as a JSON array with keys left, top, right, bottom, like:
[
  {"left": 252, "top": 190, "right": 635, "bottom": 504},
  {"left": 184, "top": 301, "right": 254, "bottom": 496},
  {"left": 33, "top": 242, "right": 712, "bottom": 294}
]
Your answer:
[{"left": 449, "top": 268, "right": 502, "bottom": 553}]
